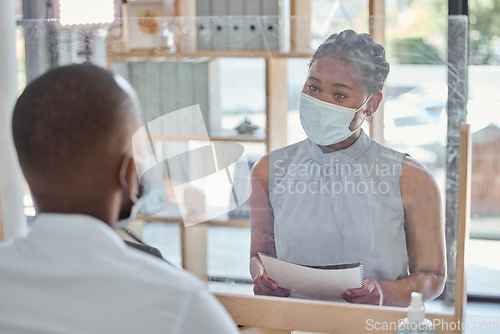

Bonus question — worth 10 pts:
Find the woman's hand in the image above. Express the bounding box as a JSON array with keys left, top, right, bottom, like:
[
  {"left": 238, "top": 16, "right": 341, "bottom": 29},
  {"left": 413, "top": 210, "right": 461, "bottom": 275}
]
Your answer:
[
  {"left": 253, "top": 268, "right": 291, "bottom": 297},
  {"left": 342, "top": 277, "right": 383, "bottom": 305},
  {"left": 249, "top": 155, "right": 289, "bottom": 298}
]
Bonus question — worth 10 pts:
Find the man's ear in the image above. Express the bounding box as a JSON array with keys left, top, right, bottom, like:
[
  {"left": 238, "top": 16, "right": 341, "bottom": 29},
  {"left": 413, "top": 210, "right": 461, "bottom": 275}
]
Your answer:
[
  {"left": 120, "top": 154, "right": 139, "bottom": 199},
  {"left": 127, "top": 156, "right": 139, "bottom": 197},
  {"left": 367, "top": 91, "right": 383, "bottom": 116}
]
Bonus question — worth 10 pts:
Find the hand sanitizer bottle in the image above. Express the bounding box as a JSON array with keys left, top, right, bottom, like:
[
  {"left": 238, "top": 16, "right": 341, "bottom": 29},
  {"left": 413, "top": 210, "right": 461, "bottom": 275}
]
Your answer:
[{"left": 396, "top": 292, "right": 436, "bottom": 334}]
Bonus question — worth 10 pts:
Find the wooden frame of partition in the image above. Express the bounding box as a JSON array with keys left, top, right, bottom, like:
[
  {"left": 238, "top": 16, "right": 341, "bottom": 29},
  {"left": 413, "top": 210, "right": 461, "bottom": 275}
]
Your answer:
[{"left": 0, "top": 192, "right": 4, "bottom": 241}]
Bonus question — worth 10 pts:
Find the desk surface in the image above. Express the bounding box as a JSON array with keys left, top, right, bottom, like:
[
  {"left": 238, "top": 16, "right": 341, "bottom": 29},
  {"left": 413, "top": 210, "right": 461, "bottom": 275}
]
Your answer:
[
  {"left": 239, "top": 329, "right": 319, "bottom": 334},
  {"left": 239, "top": 327, "right": 289, "bottom": 334}
]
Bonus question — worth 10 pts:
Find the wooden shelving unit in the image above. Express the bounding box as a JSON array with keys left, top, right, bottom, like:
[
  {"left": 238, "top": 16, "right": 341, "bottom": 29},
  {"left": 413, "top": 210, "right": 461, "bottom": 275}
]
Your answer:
[
  {"left": 107, "top": 48, "right": 314, "bottom": 61},
  {"left": 147, "top": 130, "right": 266, "bottom": 144},
  {"left": 106, "top": 49, "right": 311, "bottom": 152},
  {"left": 106, "top": 0, "right": 316, "bottom": 152}
]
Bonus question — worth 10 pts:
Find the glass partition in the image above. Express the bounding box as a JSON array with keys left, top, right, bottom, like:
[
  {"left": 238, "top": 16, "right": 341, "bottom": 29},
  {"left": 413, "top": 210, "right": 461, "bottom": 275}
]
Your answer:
[{"left": 13, "top": 8, "right": 470, "bottom": 314}]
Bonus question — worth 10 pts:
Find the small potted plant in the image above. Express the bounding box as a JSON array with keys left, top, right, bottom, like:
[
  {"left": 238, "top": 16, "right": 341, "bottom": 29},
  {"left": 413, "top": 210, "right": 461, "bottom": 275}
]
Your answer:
[{"left": 235, "top": 117, "right": 259, "bottom": 135}]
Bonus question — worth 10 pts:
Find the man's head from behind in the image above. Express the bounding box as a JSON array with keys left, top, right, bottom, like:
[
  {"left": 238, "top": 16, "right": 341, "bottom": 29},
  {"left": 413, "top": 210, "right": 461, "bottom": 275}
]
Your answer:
[{"left": 12, "top": 63, "right": 141, "bottom": 226}]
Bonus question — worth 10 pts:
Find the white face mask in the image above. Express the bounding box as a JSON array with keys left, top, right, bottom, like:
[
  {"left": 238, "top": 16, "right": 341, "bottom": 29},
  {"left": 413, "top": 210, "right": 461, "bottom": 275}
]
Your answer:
[{"left": 299, "top": 92, "right": 372, "bottom": 146}]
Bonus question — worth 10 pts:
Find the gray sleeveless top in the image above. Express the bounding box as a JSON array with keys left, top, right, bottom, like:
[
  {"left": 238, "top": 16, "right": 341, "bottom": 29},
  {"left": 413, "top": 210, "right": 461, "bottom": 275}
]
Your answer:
[{"left": 269, "top": 130, "right": 409, "bottom": 281}]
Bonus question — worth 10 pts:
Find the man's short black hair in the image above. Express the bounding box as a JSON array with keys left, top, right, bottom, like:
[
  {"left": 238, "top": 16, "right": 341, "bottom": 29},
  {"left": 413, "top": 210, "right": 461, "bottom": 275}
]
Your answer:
[{"left": 12, "top": 63, "right": 135, "bottom": 180}]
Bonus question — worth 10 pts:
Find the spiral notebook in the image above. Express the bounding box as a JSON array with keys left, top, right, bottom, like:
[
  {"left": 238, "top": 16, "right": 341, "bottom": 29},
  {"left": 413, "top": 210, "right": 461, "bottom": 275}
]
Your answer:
[{"left": 258, "top": 253, "right": 364, "bottom": 301}]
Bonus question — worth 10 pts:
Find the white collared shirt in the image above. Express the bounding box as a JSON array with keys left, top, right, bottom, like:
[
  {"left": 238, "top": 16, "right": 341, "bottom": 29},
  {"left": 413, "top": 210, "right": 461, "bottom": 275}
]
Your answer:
[{"left": 0, "top": 213, "right": 239, "bottom": 334}]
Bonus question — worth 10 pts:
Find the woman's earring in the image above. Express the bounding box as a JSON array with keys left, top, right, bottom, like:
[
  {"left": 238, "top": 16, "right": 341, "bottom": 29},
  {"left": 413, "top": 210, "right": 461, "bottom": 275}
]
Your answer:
[{"left": 366, "top": 114, "right": 374, "bottom": 123}]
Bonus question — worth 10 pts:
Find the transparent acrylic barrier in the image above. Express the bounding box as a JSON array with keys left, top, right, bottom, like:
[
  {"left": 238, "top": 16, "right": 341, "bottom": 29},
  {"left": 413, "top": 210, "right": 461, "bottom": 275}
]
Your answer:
[{"left": 14, "top": 13, "right": 476, "bottom": 314}]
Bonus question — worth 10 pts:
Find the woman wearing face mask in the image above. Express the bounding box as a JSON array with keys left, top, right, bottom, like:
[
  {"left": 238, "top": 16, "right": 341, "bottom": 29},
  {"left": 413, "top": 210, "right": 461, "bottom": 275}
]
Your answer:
[{"left": 249, "top": 30, "right": 446, "bottom": 307}]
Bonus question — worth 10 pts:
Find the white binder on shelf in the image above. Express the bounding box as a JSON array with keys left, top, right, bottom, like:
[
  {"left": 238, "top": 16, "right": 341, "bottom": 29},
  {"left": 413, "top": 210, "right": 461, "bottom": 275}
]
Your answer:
[
  {"left": 176, "top": 61, "right": 194, "bottom": 107},
  {"left": 243, "top": 0, "right": 263, "bottom": 50},
  {"left": 135, "top": 62, "right": 162, "bottom": 123},
  {"left": 130, "top": 62, "right": 153, "bottom": 123},
  {"left": 176, "top": 61, "right": 212, "bottom": 137},
  {"left": 261, "top": 0, "right": 279, "bottom": 51},
  {"left": 192, "top": 60, "right": 211, "bottom": 135},
  {"left": 208, "top": 59, "right": 222, "bottom": 136},
  {"left": 211, "top": 0, "right": 229, "bottom": 50},
  {"left": 111, "top": 62, "right": 131, "bottom": 84},
  {"left": 279, "top": 0, "right": 290, "bottom": 52},
  {"left": 227, "top": 0, "right": 245, "bottom": 50},
  {"left": 159, "top": 61, "right": 177, "bottom": 113},
  {"left": 146, "top": 62, "right": 162, "bottom": 123},
  {"left": 196, "top": 0, "right": 212, "bottom": 50},
  {"left": 160, "top": 61, "right": 178, "bottom": 135},
  {"left": 261, "top": 0, "right": 290, "bottom": 52}
]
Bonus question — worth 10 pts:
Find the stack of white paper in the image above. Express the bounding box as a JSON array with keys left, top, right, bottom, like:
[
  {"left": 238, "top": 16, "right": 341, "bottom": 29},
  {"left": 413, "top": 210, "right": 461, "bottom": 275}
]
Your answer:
[{"left": 259, "top": 253, "right": 363, "bottom": 301}]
